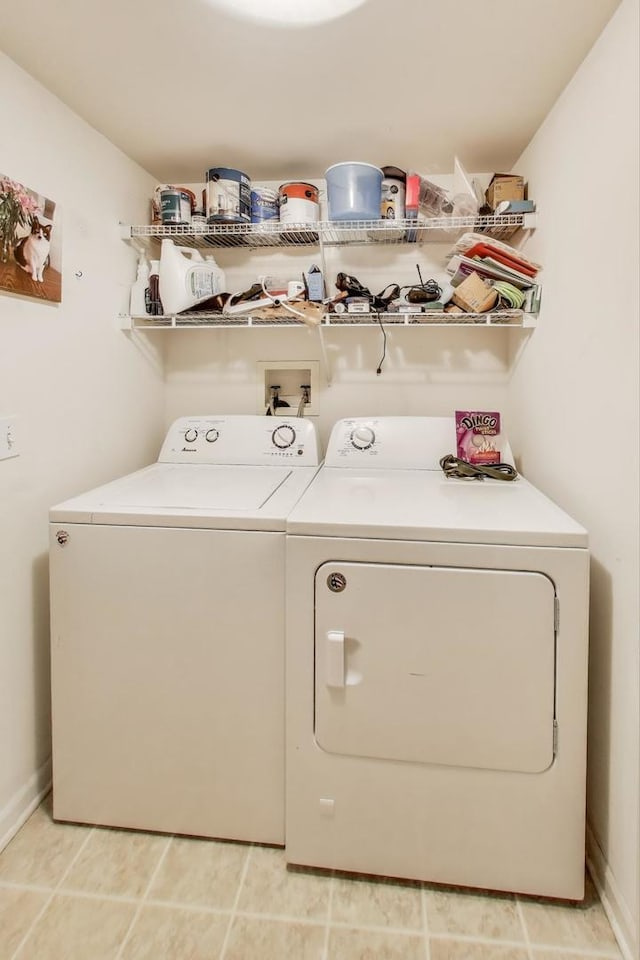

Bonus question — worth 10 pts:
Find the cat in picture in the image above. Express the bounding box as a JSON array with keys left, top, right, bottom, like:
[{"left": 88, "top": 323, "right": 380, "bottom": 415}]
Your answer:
[{"left": 14, "top": 216, "right": 52, "bottom": 282}]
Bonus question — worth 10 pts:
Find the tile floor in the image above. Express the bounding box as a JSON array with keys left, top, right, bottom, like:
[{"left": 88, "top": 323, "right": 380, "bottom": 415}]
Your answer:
[{"left": 0, "top": 795, "right": 622, "bottom": 960}]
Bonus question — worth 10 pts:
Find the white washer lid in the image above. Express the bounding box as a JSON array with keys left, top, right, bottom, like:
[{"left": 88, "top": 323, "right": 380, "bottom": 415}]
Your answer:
[
  {"left": 50, "top": 462, "right": 320, "bottom": 531},
  {"left": 93, "top": 463, "right": 290, "bottom": 511},
  {"left": 286, "top": 468, "right": 588, "bottom": 548}
]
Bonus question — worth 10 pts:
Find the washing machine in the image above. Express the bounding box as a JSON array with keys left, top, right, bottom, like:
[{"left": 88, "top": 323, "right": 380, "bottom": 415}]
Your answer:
[
  {"left": 50, "top": 414, "right": 320, "bottom": 844},
  {"left": 285, "top": 416, "right": 589, "bottom": 899}
]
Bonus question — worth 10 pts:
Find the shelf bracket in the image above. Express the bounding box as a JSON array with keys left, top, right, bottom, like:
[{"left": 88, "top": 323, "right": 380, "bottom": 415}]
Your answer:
[{"left": 316, "top": 324, "right": 332, "bottom": 386}]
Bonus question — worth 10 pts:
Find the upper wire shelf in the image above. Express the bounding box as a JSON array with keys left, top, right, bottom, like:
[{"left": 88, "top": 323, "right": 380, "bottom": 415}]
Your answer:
[{"left": 123, "top": 214, "right": 536, "bottom": 250}]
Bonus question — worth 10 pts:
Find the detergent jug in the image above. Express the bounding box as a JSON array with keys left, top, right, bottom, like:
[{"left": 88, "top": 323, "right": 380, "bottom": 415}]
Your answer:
[{"left": 159, "top": 239, "right": 226, "bottom": 315}]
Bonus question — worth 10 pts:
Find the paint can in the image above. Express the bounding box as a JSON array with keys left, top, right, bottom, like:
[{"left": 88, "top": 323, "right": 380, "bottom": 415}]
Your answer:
[
  {"left": 160, "top": 188, "right": 195, "bottom": 225},
  {"left": 151, "top": 184, "right": 170, "bottom": 224},
  {"left": 250, "top": 187, "right": 279, "bottom": 224},
  {"left": 191, "top": 210, "right": 207, "bottom": 232},
  {"left": 380, "top": 166, "right": 406, "bottom": 220},
  {"left": 206, "top": 168, "right": 251, "bottom": 224},
  {"left": 278, "top": 182, "right": 320, "bottom": 224}
]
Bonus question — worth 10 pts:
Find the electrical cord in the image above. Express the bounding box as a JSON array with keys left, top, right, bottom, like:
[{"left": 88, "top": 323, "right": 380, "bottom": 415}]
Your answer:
[
  {"left": 375, "top": 312, "right": 387, "bottom": 375},
  {"left": 439, "top": 455, "right": 519, "bottom": 481},
  {"left": 400, "top": 279, "right": 442, "bottom": 303},
  {"left": 260, "top": 279, "right": 309, "bottom": 320},
  {"left": 222, "top": 281, "right": 309, "bottom": 321}
]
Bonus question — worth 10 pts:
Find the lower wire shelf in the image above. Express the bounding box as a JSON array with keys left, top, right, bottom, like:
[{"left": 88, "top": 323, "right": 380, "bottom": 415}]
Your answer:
[{"left": 120, "top": 310, "right": 536, "bottom": 330}]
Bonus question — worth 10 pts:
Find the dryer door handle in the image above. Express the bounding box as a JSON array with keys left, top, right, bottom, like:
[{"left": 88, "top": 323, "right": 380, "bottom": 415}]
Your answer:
[{"left": 326, "top": 630, "right": 345, "bottom": 687}]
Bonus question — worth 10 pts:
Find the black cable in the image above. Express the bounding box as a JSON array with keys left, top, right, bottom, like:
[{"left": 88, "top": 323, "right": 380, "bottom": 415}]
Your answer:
[
  {"left": 401, "top": 279, "right": 442, "bottom": 303},
  {"left": 375, "top": 312, "right": 387, "bottom": 375},
  {"left": 439, "top": 455, "right": 519, "bottom": 481}
]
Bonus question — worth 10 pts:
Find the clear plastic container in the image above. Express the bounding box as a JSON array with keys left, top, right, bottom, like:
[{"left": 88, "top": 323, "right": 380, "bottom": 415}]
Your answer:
[{"left": 325, "top": 162, "right": 383, "bottom": 221}]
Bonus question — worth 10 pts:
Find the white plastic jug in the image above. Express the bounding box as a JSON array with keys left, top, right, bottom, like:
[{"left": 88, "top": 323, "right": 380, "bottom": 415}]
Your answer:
[{"left": 159, "top": 239, "right": 226, "bottom": 315}]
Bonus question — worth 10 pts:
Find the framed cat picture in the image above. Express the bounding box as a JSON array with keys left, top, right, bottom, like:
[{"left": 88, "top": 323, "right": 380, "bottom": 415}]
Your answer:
[{"left": 0, "top": 175, "right": 61, "bottom": 303}]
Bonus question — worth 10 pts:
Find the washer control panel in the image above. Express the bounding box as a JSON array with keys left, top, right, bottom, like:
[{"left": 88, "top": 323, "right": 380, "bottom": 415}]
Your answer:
[
  {"left": 350, "top": 425, "right": 376, "bottom": 450},
  {"left": 325, "top": 417, "right": 460, "bottom": 470},
  {"left": 272, "top": 424, "right": 297, "bottom": 449},
  {"left": 159, "top": 415, "right": 321, "bottom": 465}
]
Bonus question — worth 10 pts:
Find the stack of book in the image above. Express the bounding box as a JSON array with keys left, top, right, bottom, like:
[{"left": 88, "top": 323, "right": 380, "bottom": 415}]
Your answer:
[{"left": 446, "top": 233, "right": 542, "bottom": 313}]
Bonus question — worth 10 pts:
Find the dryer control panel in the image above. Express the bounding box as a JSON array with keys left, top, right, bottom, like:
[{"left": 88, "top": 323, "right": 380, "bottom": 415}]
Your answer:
[
  {"left": 325, "top": 417, "right": 454, "bottom": 470},
  {"left": 326, "top": 417, "right": 513, "bottom": 470},
  {"left": 159, "top": 415, "right": 321, "bottom": 465}
]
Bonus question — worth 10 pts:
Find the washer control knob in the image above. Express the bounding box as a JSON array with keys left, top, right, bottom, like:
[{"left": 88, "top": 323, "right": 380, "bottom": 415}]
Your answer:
[
  {"left": 350, "top": 426, "right": 375, "bottom": 450},
  {"left": 205, "top": 428, "right": 219, "bottom": 443},
  {"left": 184, "top": 427, "right": 198, "bottom": 443},
  {"left": 272, "top": 425, "right": 296, "bottom": 449}
]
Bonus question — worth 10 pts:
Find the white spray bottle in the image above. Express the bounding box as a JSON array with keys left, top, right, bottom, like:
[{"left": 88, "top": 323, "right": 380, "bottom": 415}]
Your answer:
[{"left": 129, "top": 255, "right": 150, "bottom": 316}]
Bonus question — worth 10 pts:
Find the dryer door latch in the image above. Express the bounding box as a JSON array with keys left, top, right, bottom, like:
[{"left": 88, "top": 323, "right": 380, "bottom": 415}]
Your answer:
[{"left": 326, "top": 630, "right": 345, "bottom": 687}]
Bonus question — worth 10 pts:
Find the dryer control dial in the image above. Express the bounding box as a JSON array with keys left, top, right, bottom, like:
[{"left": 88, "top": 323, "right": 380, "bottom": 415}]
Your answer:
[
  {"left": 205, "top": 428, "right": 219, "bottom": 443},
  {"left": 350, "top": 426, "right": 375, "bottom": 450},
  {"left": 184, "top": 427, "right": 198, "bottom": 443},
  {"left": 272, "top": 425, "right": 296, "bottom": 449}
]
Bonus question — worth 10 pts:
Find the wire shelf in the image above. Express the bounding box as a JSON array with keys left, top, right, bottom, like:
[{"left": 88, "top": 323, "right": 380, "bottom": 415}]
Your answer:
[
  {"left": 123, "top": 309, "right": 534, "bottom": 331},
  {"left": 125, "top": 214, "right": 534, "bottom": 250},
  {"left": 322, "top": 310, "right": 531, "bottom": 326}
]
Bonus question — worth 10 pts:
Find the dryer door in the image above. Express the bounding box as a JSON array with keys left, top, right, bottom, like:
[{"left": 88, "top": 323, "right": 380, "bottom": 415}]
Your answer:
[{"left": 315, "top": 562, "right": 556, "bottom": 773}]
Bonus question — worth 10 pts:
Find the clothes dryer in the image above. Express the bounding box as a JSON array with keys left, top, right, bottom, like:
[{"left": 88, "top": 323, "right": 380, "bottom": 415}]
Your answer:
[
  {"left": 50, "top": 415, "right": 320, "bottom": 844},
  {"left": 285, "top": 417, "right": 589, "bottom": 898}
]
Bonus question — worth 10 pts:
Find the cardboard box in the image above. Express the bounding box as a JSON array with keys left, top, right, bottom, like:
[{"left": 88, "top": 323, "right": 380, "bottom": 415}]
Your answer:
[
  {"left": 306, "top": 265, "right": 325, "bottom": 302},
  {"left": 404, "top": 173, "right": 420, "bottom": 241},
  {"left": 451, "top": 271, "right": 498, "bottom": 313},
  {"left": 456, "top": 411, "right": 502, "bottom": 465},
  {"left": 405, "top": 173, "right": 420, "bottom": 215},
  {"left": 486, "top": 174, "right": 525, "bottom": 211}
]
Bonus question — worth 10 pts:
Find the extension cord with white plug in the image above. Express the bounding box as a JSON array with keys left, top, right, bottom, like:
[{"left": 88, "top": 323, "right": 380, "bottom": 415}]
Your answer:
[{"left": 224, "top": 296, "right": 290, "bottom": 316}]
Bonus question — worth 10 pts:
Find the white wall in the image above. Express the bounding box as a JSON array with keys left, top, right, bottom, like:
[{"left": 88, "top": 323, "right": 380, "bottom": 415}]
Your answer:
[
  {"left": 163, "top": 237, "right": 515, "bottom": 445},
  {"left": 508, "top": 1, "right": 639, "bottom": 956},
  {"left": 0, "top": 54, "right": 165, "bottom": 845}
]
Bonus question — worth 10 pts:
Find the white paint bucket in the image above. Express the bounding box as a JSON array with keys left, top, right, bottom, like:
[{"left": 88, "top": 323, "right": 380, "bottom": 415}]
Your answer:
[{"left": 279, "top": 182, "right": 320, "bottom": 224}]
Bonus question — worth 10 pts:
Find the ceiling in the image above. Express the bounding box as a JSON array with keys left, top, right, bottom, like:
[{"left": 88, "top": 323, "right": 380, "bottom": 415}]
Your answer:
[{"left": 1, "top": 0, "right": 621, "bottom": 184}]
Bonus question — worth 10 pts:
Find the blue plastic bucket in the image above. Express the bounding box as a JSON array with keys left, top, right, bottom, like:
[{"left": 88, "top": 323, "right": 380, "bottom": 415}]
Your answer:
[
  {"left": 325, "top": 162, "right": 384, "bottom": 221},
  {"left": 206, "top": 167, "right": 251, "bottom": 224}
]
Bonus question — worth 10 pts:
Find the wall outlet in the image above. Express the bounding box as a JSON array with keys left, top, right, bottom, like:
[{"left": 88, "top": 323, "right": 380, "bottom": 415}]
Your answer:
[
  {"left": 0, "top": 416, "right": 19, "bottom": 461},
  {"left": 256, "top": 361, "right": 320, "bottom": 417}
]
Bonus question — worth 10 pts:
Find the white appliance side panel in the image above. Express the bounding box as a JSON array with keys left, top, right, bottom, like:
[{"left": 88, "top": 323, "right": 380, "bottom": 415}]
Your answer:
[
  {"left": 315, "top": 562, "right": 556, "bottom": 773},
  {"left": 50, "top": 523, "right": 285, "bottom": 844}
]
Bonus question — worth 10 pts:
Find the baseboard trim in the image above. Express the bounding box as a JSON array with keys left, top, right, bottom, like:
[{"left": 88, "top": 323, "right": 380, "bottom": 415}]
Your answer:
[
  {"left": 586, "top": 821, "right": 638, "bottom": 960},
  {"left": 0, "top": 759, "right": 52, "bottom": 853}
]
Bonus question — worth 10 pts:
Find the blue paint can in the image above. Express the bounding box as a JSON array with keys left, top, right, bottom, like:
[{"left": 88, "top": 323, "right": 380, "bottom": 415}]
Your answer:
[
  {"left": 250, "top": 187, "right": 279, "bottom": 224},
  {"left": 206, "top": 167, "right": 251, "bottom": 224}
]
